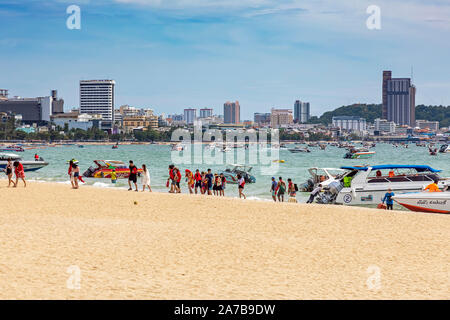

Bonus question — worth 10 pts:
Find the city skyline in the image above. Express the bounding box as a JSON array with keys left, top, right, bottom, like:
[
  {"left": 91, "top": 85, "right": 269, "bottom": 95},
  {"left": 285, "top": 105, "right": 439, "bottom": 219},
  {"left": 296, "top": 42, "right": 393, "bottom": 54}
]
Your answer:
[{"left": 1, "top": 1, "right": 450, "bottom": 119}]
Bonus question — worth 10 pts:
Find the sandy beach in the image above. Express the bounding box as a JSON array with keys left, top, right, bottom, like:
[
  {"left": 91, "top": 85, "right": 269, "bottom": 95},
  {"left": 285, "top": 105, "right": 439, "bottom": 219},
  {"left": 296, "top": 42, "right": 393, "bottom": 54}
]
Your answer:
[{"left": 0, "top": 180, "right": 448, "bottom": 299}]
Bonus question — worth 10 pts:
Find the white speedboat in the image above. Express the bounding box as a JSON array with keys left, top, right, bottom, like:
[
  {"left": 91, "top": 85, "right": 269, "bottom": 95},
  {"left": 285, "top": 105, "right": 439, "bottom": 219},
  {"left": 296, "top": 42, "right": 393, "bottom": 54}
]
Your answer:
[
  {"left": 393, "top": 192, "right": 450, "bottom": 214},
  {"left": 334, "top": 165, "right": 449, "bottom": 206},
  {"left": 439, "top": 144, "right": 450, "bottom": 153},
  {"left": 300, "top": 167, "right": 349, "bottom": 192},
  {"left": 0, "top": 153, "right": 48, "bottom": 172}
]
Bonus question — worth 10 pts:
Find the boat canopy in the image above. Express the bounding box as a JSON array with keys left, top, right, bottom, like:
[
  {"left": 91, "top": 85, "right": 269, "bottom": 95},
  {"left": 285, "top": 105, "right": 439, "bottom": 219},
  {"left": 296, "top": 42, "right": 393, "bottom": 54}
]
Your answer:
[{"left": 340, "top": 165, "right": 441, "bottom": 173}]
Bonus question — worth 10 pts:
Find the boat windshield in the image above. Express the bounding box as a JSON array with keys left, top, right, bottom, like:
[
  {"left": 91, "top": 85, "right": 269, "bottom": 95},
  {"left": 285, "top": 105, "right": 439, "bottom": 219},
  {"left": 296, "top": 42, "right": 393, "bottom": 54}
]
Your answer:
[{"left": 367, "top": 168, "right": 439, "bottom": 183}]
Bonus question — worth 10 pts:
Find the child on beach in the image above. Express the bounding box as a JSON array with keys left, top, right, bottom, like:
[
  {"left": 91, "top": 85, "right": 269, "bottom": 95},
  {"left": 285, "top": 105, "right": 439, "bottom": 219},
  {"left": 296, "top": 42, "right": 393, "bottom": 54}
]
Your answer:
[
  {"left": 237, "top": 174, "right": 246, "bottom": 199},
  {"left": 5, "top": 158, "right": 16, "bottom": 187},
  {"left": 111, "top": 169, "right": 117, "bottom": 184},
  {"left": 13, "top": 161, "right": 26, "bottom": 188},
  {"left": 141, "top": 164, "right": 152, "bottom": 192}
]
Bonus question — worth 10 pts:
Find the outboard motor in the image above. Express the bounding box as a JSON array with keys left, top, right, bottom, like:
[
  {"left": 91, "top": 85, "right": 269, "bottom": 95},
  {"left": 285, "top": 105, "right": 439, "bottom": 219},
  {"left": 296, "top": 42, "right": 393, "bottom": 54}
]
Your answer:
[
  {"left": 440, "top": 144, "right": 448, "bottom": 153},
  {"left": 316, "top": 181, "right": 344, "bottom": 204}
]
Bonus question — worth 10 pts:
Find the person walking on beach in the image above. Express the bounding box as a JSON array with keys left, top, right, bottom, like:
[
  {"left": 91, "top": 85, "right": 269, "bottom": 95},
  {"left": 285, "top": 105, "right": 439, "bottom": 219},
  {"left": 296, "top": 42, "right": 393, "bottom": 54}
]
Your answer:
[
  {"left": 13, "top": 161, "right": 26, "bottom": 188},
  {"left": 141, "top": 164, "right": 152, "bottom": 192},
  {"left": 201, "top": 172, "right": 208, "bottom": 195},
  {"left": 71, "top": 162, "right": 80, "bottom": 189},
  {"left": 206, "top": 169, "right": 213, "bottom": 195},
  {"left": 382, "top": 188, "right": 395, "bottom": 210},
  {"left": 270, "top": 177, "right": 277, "bottom": 202},
  {"left": 167, "top": 164, "right": 175, "bottom": 193},
  {"left": 185, "top": 169, "right": 194, "bottom": 194},
  {"left": 5, "top": 158, "right": 16, "bottom": 187},
  {"left": 128, "top": 160, "right": 138, "bottom": 192},
  {"left": 213, "top": 174, "right": 221, "bottom": 196},
  {"left": 220, "top": 173, "right": 226, "bottom": 196},
  {"left": 194, "top": 169, "right": 202, "bottom": 194},
  {"left": 237, "top": 174, "right": 246, "bottom": 199},
  {"left": 68, "top": 160, "right": 75, "bottom": 188},
  {"left": 288, "top": 178, "right": 297, "bottom": 203},
  {"left": 307, "top": 184, "right": 322, "bottom": 203},
  {"left": 173, "top": 167, "right": 181, "bottom": 193},
  {"left": 276, "top": 177, "right": 286, "bottom": 202}
]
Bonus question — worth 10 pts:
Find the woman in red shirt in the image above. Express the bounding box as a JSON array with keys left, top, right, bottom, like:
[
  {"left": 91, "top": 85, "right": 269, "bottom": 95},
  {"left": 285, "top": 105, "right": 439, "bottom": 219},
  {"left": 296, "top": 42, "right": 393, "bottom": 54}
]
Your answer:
[{"left": 14, "top": 161, "right": 26, "bottom": 187}]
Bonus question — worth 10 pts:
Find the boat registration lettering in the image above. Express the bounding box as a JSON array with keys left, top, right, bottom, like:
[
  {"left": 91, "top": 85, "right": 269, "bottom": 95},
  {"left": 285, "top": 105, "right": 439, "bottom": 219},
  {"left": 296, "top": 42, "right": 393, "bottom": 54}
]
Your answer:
[{"left": 343, "top": 194, "right": 353, "bottom": 204}]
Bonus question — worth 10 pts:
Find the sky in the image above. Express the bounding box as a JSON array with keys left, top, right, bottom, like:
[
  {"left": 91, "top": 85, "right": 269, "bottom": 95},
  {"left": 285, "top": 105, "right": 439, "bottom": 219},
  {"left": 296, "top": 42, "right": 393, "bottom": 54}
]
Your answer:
[{"left": 0, "top": 0, "right": 449, "bottom": 119}]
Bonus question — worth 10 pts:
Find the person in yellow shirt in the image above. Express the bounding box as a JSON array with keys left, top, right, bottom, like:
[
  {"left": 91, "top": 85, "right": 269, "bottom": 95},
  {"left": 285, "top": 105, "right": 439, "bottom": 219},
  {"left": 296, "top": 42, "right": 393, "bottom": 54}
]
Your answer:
[
  {"left": 424, "top": 180, "right": 441, "bottom": 192},
  {"left": 111, "top": 169, "right": 117, "bottom": 184}
]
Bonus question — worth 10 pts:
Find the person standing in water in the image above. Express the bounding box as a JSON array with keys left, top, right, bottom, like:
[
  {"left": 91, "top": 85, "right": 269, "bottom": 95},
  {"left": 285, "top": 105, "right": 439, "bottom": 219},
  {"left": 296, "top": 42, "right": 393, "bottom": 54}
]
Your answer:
[
  {"left": 111, "top": 169, "right": 117, "bottom": 184},
  {"left": 141, "top": 164, "right": 152, "bottom": 192},
  {"left": 128, "top": 160, "right": 138, "bottom": 192},
  {"left": 5, "top": 158, "right": 16, "bottom": 187},
  {"left": 13, "top": 161, "right": 26, "bottom": 188}
]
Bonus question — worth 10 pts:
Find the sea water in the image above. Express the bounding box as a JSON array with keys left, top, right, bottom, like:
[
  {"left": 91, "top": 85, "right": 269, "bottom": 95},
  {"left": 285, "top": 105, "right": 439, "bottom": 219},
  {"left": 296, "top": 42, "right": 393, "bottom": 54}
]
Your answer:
[{"left": 19, "top": 143, "right": 450, "bottom": 202}]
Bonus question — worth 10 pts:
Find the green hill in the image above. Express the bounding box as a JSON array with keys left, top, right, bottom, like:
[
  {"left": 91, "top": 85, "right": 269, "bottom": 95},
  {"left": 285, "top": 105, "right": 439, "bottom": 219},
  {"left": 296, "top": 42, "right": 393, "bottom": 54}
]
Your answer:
[{"left": 309, "top": 103, "right": 449, "bottom": 127}]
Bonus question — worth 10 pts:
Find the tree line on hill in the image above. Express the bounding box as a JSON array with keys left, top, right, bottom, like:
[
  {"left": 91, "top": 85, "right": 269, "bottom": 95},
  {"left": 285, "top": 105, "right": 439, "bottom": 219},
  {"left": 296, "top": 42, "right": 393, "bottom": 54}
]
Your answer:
[{"left": 307, "top": 104, "right": 450, "bottom": 128}]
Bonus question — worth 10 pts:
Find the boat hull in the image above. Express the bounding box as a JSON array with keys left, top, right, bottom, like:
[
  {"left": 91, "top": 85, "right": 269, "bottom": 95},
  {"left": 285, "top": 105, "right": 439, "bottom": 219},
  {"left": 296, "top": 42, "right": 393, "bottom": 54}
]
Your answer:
[
  {"left": 0, "top": 161, "right": 48, "bottom": 172},
  {"left": 393, "top": 193, "right": 450, "bottom": 214}
]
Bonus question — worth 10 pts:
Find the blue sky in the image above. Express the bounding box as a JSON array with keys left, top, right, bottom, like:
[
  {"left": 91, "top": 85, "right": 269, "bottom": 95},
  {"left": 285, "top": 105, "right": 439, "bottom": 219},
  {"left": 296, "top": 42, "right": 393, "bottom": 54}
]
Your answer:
[{"left": 1, "top": 0, "right": 449, "bottom": 119}]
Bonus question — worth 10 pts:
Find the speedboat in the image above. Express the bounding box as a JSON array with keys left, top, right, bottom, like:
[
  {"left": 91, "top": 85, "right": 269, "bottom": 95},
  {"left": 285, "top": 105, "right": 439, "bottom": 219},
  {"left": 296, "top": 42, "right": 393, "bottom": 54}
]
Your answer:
[
  {"left": 0, "top": 145, "right": 25, "bottom": 152},
  {"left": 300, "top": 167, "right": 349, "bottom": 192},
  {"left": 344, "top": 150, "right": 376, "bottom": 159},
  {"left": 0, "top": 153, "right": 48, "bottom": 172},
  {"left": 288, "top": 146, "right": 310, "bottom": 153},
  {"left": 393, "top": 192, "right": 449, "bottom": 214},
  {"left": 220, "top": 164, "right": 256, "bottom": 184},
  {"left": 334, "top": 165, "right": 450, "bottom": 206},
  {"left": 83, "top": 160, "right": 143, "bottom": 179},
  {"left": 171, "top": 143, "right": 184, "bottom": 151},
  {"left": 439, "top": 144, "right": 450, "bottom": 153}
]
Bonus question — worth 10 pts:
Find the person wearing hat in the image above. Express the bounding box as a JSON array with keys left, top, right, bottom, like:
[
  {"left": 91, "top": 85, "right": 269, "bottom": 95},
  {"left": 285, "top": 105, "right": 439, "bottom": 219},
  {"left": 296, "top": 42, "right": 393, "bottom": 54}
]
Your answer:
[{"left": 270, "top": 177, "right": 278, "bottom": 202}]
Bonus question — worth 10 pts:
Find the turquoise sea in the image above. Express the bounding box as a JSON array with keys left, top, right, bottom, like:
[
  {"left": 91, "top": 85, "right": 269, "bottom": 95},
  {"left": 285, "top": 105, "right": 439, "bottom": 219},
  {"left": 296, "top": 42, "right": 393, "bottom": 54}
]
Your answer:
[{"left": 17, "top": 143, "right": 450, "bottom": 202}]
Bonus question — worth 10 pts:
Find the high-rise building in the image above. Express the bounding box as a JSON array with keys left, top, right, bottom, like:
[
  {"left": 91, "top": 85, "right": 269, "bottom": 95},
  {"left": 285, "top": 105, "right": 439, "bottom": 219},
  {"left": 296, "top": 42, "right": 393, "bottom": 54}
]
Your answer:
[
  {"left": 332, "top": 116, "right": 366, "bottom": 132},
  {"left": 0, "top": 90, "right": 60, "bottom": 123},
  {"left": 199, "top": 108, "right": 213, "bottom": 118},
  {"left": 254, "top": 112, "right": 271, "bottom": 125},
  {"left": 80, "top": 80, "right": 115, "bottom": 121},
  {"left": 294, "top": 100, "right": 310, "bottom": 123},
  {"left": 223, "top": 101, "right": 240, "bottom": 124},
  {"left": 382, "top": 71, "right": 416, "bottom": 126},
  {"left": 270, "top": 108, "right": 293, "bottom": 128},
  {"left": 183, "top": 108, "right": 197, "bottom": 124},
  {"left": 51, "top": 90, "right": 64, "bottom": 114}
]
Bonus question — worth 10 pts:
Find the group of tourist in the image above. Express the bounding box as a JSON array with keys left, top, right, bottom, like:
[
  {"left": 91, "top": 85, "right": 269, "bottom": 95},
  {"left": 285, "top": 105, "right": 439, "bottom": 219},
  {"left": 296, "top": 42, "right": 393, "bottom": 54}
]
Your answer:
[
  {"left": 270, "top": 176, "right": 299, "bottom": 203},
  {"left": 167, "top": 165, "right": 233, "bottom": 197},
  {"left": 3, "top": 158, "right": 26, "bottom": 188}
]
